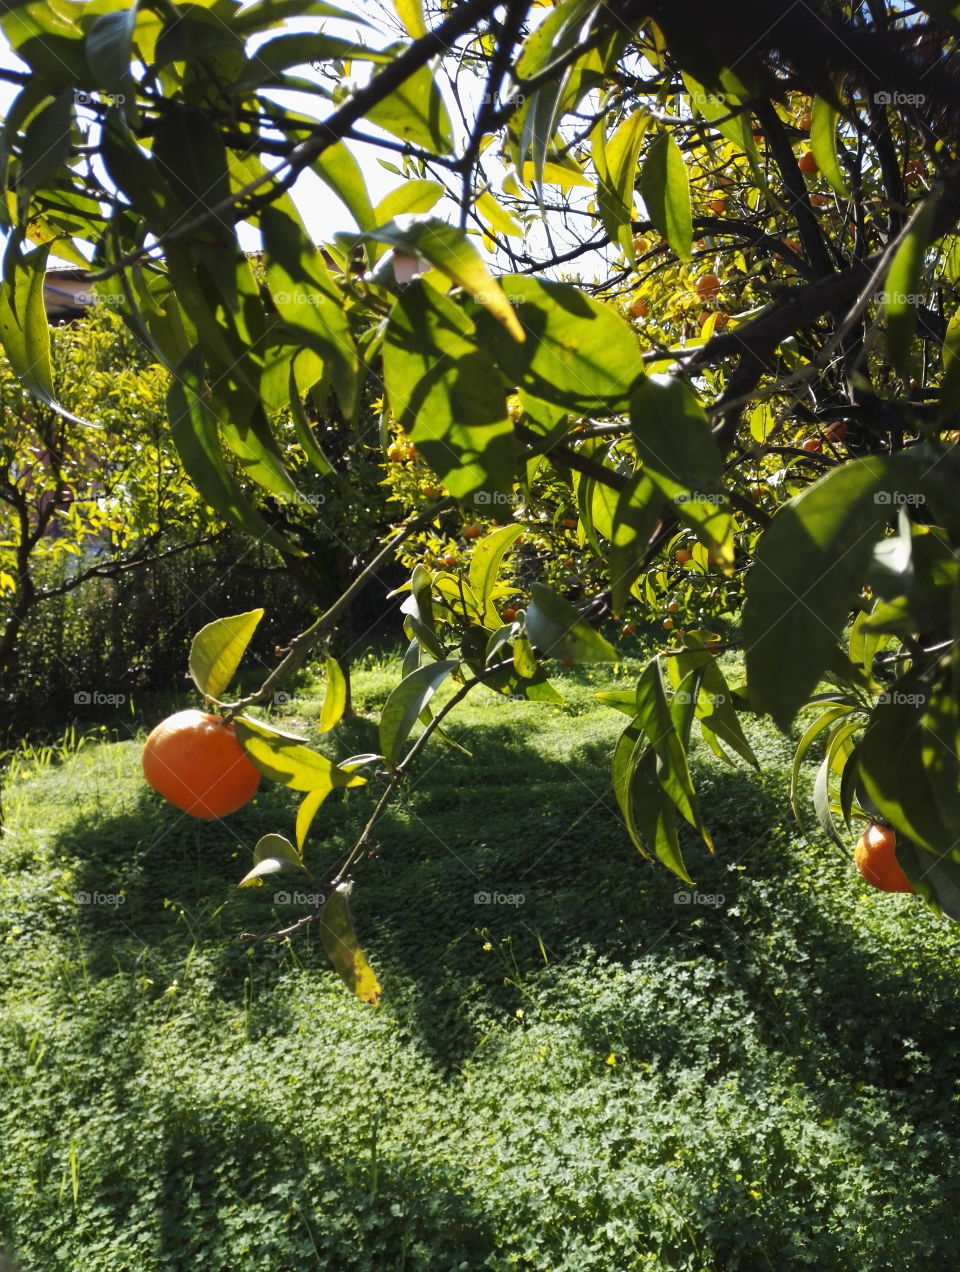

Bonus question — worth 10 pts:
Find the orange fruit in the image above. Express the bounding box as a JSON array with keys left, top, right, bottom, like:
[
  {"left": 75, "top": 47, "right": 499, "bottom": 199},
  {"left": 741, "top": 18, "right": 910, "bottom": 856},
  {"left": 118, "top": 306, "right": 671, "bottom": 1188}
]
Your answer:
[
  {"left": 666, "top": 599, "right": 680, "bottom": 613},
  {"left": 629, "top": 297, "right": 650, "bottom": 319},
  {"left": 798, "top": 150, "right": 818, "bottom": 174},
  {"left": 439, "top": 553, "right": 457, "bottom": 567},
  {"left": 620, "top": 622, "right": 637, "bottom": 636},
  {"left": 386, "top": 442, "right": 405, "bottom": 462},
  {"left": 662, "top": 617, "right": 675, "bottom": 630},
  {"left": 802, "top": 437, "right": 822, "bottom": 453},
  {"left": 463, "top": 524, "right": 481, "bottom": 539},
  {"left": 708, "top": 197, "right": 727, "bottom": 215},
  {"left": 825, "top": 420, "right": 847, "bottom": 443},
  {"left": 695, "top": 273, "right": 721, "bottom": 301},
  {"left": 674, "top": 548, "right": 693, "bottom": 564},
  {"left": 502, "top": 606, "right": 518, "bottom": 622},
  {"left": 142, "top": 710, "right": 261, "bottom": 819},
  {"left": 854, "top": 824, "right": 913, "bottom": 893},
  {"left": 798, "top": 111, "right": 812, "bottom": 131},
  {"left": 904, "top": 159, "right": 924, "bottom": 184}
]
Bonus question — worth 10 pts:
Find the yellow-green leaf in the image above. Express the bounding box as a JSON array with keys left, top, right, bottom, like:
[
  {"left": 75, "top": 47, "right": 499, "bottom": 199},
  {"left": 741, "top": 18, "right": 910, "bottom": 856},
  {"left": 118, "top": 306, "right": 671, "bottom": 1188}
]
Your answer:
[
  {"left": 319, "top": 884, "right": 382, "bottom": 1005},
  {"left": 319, "top": 654, "right": 348, "bottom": 733},
  {"left": 189, "top": 609, "right": 264, "bottom": 699}
]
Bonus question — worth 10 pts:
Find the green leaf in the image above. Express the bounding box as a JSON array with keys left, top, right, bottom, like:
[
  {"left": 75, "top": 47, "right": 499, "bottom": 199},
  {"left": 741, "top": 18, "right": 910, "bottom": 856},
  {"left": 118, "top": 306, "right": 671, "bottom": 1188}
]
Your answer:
[
  {"left": 634, "top": 660, "right": 711, "bottom": 846},
  {"left": 630, "top": 376, "right": 733, "bottom": 565},
  {"left": 360, "top": 218, "right": 524, "bottom": 342},
  {"left": 18, "top": 88, "right": 72, "bottom": 195},
  {"left": 394, "top": 0, "right": 426, "bottom": 38},
  {"left": 884, "top": 196, "right": 938, "bottom": 379},
  {"left": 0, "top": 242, "right": 85, "bottom": 422},
  {"left": 234, "top": 715, "right": 367, "bottom": 793},
  {"left": 238, "top": 855, "right": 304, "bottom": 888},
  {"left": 319, "top": 655, "right": 348, "bottom": 733},
  {"left": 167, "top": 350, "right": 299, "bottom": 553},
  {"left": 261, "top": 206, "right": 359, "bottom": 417},
  {"left": 382, "top": 283, "right": 516, "bottom": 498},
  {"left": 810, "top": 95, "right": 848, "bottom": 198},
  {"left": 379, "top": 660, "right": 458, "bottom": 766},
  {"left": 473, "top": 276, "right": 644, "bottom": 412},
  {"left": 790, "top": 703, "right": 855, "bottom": 820},
  {"left": 367, "top": 56, "right": 453, "bottom": 155},
  {"left": 743, "top": 456, "right": 894, "bottom": 731},
  {"left": 860, "top": 678, "right": 960, "bottom": 855},
  {"left": 639, "top": 132, "right": 692, "bottom": 260},
  {"left": 295, "top": 787, "right": 327, "bottom": 850},
  {"left": 469, "top": 525, "right": 523, "bottom": 628},
  {"left": 314, "top": 141, "right": 376, "bottom": 232},
  {"left": 85, "top": 7, "right": 137, "bottom": 95},
  {"left": 524, "top": 583, "right": 617, "bottom": 664},
  {"left": 189, "top": 609, "right": 265, "bottom": 700},
  {"left": 319, "top": 883, "right": 382, "bottom": 1005},
  {"left": 897, "top": 840, "right": 960, "bottom": 922},
  {"left": 594, "top": 110, "right": 649, "bottom": 249},
  {"left": 234, "top": 0, "right": 367, "bottom": 34},
  {"left": 609, "top": 472, "right": 664, "bottom": 615},
  {"left": 374, "top": 179, "right": 444, "bottom": 224}
]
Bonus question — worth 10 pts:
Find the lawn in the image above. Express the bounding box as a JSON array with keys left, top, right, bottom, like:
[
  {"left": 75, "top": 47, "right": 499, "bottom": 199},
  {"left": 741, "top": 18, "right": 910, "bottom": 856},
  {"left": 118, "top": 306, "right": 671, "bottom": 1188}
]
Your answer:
[{"left": 2, "top": 655, "right": 960, "bottom": 1270}]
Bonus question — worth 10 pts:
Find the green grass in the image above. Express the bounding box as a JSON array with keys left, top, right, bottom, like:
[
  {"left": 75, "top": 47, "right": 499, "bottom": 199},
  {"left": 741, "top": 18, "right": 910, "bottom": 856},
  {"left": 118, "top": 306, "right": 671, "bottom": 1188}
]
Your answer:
[{"left": 2, "top": 655, "right": 960, "bottom": 1270}]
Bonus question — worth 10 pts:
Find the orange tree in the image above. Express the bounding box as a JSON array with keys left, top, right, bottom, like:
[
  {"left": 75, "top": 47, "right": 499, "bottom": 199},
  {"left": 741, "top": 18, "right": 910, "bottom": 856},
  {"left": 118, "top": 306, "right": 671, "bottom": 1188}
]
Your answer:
[{"left": 4, "top": 0, "right": 960, "bottom": 995}]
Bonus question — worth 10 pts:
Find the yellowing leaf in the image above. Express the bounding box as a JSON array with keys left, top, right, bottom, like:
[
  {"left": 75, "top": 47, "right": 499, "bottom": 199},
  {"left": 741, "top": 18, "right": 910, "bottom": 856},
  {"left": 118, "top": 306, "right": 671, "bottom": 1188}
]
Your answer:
[{"left": 319, "top": 884, "right": 382, "bottom": 1005}]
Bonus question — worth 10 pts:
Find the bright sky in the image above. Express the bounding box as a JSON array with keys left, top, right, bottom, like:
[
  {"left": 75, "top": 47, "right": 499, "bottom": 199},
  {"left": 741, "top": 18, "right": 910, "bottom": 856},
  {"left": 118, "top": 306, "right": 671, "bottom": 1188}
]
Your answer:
[{"left": 0, "top": 0, "right": 483, "bottom": 262}]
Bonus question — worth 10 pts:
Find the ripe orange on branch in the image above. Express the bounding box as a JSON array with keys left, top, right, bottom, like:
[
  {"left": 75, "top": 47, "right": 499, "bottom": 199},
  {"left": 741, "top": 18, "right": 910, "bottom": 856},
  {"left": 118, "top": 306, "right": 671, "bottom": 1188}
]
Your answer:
[
  {"left": 854, "top": 824, "right": 913, "bottom": 893},
  {"left": 798, "top": 150, "right": 818, "bottom": 173},
  {"left": 695, "top": 273, "right": 721, "bottom": 301},
  {"left": 142, "top": 710, "right": 261, "bottom": 819}
]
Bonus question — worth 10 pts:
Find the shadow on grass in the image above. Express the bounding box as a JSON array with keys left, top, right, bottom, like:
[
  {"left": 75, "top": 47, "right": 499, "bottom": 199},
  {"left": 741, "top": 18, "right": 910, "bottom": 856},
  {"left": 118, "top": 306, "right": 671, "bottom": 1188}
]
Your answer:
[{"left": 46, "top": 706, "right": 960, "bottom": 1103}]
